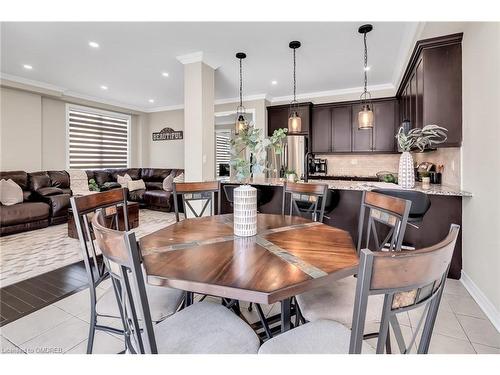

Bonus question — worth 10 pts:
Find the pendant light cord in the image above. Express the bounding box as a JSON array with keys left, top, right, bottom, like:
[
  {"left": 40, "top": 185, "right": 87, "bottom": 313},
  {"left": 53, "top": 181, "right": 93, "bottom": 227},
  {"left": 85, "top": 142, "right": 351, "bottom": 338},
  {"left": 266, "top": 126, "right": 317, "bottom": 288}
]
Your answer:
[
  {"left": 363, "top": 32, "right": 368, "bottom": 95},
  {"left": 293, "top": 47, "right": 297, "bottom": 103},
  {"left": 239, "top": 57, "right": 243, "bottom": 108}
]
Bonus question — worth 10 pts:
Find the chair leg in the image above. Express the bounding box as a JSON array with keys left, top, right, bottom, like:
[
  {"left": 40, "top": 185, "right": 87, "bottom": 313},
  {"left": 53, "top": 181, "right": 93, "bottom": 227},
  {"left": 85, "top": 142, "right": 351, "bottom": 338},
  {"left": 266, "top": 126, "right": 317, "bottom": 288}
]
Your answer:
[{"left": 87, "top": 309, "right": 97, "bottom": 354}]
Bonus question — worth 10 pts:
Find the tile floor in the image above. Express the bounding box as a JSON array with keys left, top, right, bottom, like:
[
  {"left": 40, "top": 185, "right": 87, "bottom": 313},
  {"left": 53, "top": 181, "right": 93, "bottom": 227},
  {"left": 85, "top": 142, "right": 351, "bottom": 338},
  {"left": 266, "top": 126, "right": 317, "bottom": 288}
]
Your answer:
[{"left": 0, "top": 278, "right": 499, "bottom": 354}]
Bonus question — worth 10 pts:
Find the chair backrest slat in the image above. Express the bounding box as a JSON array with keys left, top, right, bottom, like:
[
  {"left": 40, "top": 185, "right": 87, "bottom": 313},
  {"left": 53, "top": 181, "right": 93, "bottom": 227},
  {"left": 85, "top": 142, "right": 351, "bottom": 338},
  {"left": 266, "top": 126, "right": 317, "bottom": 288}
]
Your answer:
[
  {"left": 282, "top": 181, "right": 328, "bottom": 222},
  {"left": 172, "top": 181, "right": 221, "bottom": 222}
]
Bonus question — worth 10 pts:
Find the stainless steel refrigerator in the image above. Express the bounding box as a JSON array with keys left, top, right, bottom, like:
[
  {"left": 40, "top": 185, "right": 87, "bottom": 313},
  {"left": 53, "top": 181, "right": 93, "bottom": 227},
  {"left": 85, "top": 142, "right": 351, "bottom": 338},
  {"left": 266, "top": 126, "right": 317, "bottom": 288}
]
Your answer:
[{"left": 267, "top": 135, "right": 307, "bottom": 180}]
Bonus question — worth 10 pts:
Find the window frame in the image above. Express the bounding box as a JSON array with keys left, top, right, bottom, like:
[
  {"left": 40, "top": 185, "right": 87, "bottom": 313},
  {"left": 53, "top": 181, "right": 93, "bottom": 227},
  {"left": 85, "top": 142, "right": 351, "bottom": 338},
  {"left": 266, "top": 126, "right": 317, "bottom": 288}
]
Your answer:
[{"left": 65, "top": 104, "right": 131, "bottom": 170}]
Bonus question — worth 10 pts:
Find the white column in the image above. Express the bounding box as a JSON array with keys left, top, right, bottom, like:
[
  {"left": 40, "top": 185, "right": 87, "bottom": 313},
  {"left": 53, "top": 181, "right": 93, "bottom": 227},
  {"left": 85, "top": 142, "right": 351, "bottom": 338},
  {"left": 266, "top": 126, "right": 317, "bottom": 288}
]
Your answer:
[{"left": 178, "top": 52, "right": 216, "bottom": 182}]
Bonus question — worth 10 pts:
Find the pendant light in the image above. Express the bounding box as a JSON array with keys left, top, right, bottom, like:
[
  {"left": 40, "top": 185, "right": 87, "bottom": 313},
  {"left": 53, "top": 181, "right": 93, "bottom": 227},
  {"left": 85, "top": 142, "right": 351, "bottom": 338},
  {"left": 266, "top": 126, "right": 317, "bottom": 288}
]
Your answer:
[
  {"left": 288, "top": 41, "right": 302, "bottom": 134},
  {"left": 234, "top": 52, "right": 248, "bottom": 135},
  {"left": 358, "top": 24, "right": 374, "bottom": 130}
]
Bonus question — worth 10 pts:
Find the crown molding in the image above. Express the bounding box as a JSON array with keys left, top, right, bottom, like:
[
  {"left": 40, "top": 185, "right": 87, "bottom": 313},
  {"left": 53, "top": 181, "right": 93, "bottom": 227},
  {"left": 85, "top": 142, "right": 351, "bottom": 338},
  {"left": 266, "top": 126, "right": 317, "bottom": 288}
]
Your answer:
[
  {"left": 63, "top": 91, "right": 145, "bottom": 113},
  {"left": 270, "top": 83, "right": 396, "bottom": 104},
  {"left": 143, "top": 104, "right": 185, "bottom": 113},
  {"left": 0, "top": 72, "right": 66, "bottom": 94},
  {"left": 214, "top": 93, "right": 270, "bottom": 105},
  {"left": 391, "top": 22, "right": 426, "bottom": 90},
  {"left": 176, "top": 51, "right": 219, "bottom": 70}
]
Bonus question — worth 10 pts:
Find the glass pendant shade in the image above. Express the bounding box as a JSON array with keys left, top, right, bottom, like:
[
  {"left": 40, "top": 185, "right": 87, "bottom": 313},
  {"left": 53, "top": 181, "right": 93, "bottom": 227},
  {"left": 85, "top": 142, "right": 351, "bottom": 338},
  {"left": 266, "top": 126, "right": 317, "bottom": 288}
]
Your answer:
[
  {"left": 288, "top": 111, "right": 302, "bottom": 133},
  {"left": 235, "top": 114, "right": 248, "bottom": 135},
  {"left": 358, "top": 104, "right": 374, "bottom": 129}
]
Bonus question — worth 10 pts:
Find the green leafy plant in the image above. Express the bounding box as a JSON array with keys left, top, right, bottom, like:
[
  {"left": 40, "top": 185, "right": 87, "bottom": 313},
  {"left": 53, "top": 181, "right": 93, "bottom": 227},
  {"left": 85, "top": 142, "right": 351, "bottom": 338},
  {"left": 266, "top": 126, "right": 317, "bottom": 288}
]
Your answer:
[
  {"left": 88, "top": 178, "right": 100, "bottom": 192},
  {"left": 396, "top": 124, "right": 448, "bottom": 152},
  {"left": 269, "top": 128, "right": 288, "bottom": 154},
  {"left": 230, "top": 127, "right": 288, "bottom": 181}
]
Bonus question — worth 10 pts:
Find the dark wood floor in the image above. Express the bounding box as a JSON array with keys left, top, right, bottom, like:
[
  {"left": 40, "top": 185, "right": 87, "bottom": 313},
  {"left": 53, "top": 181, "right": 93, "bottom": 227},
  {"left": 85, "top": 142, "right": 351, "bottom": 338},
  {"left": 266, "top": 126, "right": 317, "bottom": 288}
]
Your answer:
[{"left": 0, "top": 261, "right": 90, "bottom": 327}]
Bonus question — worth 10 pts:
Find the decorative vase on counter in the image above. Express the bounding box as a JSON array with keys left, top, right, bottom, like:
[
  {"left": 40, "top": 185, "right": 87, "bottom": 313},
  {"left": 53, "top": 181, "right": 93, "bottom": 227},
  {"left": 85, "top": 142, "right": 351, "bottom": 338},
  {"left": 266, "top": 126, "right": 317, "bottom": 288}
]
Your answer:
[
  {"left": 398, "top": 151, "right": 415, "bottom": 189},
  {"left": 233, "top": 185, "right": 257, "bottom": 237}
]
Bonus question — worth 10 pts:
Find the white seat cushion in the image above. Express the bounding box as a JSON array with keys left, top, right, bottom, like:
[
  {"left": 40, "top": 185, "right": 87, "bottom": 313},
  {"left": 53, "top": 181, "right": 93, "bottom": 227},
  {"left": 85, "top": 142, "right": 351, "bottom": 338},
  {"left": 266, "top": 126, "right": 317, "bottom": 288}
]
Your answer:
[
  {"left": 296, "top": 275, "right": 383, "bottom": 328},
  {"left": 259, "top": 320, "right": 375, "bottom": 354},
  {"left": 154, "top": 302, "right": 260, "bottom": 354},
  {"left": 97, "top": 284, "right": 184, "bottom": 323}
]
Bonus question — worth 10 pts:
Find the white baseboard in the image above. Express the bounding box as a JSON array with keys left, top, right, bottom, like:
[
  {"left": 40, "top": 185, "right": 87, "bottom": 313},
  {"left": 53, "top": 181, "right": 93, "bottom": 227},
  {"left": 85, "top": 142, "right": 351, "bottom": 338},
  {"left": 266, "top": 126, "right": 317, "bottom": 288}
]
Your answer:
[{"left": 460, "top": 271, "right": 500, "bottom": 332}]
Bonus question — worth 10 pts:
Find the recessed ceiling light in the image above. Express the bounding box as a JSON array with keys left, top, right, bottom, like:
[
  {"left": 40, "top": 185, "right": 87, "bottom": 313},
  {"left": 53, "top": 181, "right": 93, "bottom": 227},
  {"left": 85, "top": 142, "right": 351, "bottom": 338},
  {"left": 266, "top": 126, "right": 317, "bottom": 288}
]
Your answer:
[
  {"left": 364, "top": 66, "right": 371, "bottom": 71},
  {"left": 148, "top": 99, "right": 155, "bottom": 103},
  {"left": 23, "top": 64, "right": 33, "bottom": 70},
  {"left": 271, "top": 80, "right": 278, "bottom": 85},
  {"left": 100, "top": 85, "right": 108, "bottom": 90},
  {"left": 88, "top": 41, "right": 100, "bottom": 48},
  {"left": 161, "top": 72, "right": 169, "bottom": 77}
]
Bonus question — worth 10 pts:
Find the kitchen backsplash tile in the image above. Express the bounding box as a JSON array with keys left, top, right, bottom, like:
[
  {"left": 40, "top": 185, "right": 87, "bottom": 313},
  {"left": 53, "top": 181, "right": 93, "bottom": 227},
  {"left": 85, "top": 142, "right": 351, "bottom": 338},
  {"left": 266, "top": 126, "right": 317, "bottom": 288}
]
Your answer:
[{"left": 316, "top": 147, "right": 461, "bottom": 186}]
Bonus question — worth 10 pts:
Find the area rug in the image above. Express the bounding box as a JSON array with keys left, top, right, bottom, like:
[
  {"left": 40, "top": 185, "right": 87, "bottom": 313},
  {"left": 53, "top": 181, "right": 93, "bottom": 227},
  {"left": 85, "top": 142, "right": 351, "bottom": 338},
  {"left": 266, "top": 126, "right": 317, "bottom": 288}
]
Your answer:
[{"left": 0, "top": 209, "right": 177, "bottom": 288}]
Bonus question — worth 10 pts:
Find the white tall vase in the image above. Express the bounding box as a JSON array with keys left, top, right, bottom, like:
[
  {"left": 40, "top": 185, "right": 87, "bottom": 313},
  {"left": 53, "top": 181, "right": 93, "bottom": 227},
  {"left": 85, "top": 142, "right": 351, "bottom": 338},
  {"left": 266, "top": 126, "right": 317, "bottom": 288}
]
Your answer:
[
  {"left": 233, "top": 185, "right": 257, "bottom": 237},
  {"left": 398, "top": 151, "right": 415, "bottom": 189}
]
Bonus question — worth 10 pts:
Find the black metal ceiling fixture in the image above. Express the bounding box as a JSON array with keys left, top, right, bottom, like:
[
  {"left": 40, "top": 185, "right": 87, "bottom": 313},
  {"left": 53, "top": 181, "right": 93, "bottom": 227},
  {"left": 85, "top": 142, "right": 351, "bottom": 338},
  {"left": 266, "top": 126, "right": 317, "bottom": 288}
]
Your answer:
[
  {"left": 235, "top": 52, "right": 248, "bottom": 135},
  {"left": 358, "top": 24, "right": 374, "bottom": 130},
  {"left": 288, "top": 41, "right": 302, "bottom": 134}
]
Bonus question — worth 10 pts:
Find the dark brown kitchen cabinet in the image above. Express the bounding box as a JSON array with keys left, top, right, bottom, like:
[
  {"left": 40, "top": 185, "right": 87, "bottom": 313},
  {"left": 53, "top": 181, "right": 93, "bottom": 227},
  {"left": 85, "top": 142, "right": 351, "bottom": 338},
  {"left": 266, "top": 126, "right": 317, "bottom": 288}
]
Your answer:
[
  {"left": 397, "top": 33, "right": 462, "bottom": 147},
  {"left": 351, "top": 103, "right": 373, "bottom": 152},
  {"left": 373, "top": 100, "right": 398, "bottom": 152},
  {"left": 331, "top": 105, "right": 352, "bottom": 152},
  {"left": 267, "top": 102, "right": 312, "bottom": 137},
  {"left": 311, "top": 106, "right": 332, "bottom": 152}
]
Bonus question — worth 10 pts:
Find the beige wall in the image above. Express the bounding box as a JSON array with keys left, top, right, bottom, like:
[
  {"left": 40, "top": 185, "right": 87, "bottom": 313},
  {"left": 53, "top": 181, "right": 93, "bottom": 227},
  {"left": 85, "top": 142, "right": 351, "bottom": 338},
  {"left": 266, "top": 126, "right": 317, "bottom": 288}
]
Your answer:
[
  {"left": 0, "top": 85, "right": 147, "bottom": 172},
  {"left": 41, "top": 97, "right": 66, "bottom": 170},
  {"left": 0, "top": 87, "right": 42, "bottom": 171},
  {"left": 147, "top": 109, "right": 184, "bottom": 169},
  {"left": 460, "top": 22, "right": 500, "bottom": 319}
]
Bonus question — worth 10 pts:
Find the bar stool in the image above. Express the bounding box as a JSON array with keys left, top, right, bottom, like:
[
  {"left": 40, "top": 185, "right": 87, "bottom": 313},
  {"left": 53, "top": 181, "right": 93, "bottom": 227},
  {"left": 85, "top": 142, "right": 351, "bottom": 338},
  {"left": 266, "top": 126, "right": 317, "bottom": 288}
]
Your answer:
[{"left": 372, "top": 189, "right": 431, "bottom": 250}]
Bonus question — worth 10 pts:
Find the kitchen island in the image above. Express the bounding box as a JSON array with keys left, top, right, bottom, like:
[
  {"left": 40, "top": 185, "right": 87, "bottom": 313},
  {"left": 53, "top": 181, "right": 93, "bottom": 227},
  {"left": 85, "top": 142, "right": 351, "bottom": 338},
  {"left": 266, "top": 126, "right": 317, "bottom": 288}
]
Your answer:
[{"left": 220, "top": 177, "right": 471, "bottom": 279}]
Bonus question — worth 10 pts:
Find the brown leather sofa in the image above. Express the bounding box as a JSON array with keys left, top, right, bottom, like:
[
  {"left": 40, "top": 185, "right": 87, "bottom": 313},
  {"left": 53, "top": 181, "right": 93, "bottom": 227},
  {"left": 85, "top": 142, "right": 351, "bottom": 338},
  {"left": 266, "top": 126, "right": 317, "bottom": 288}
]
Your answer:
[
  {"left": 1, "top": 168, "right": 183, "bottom": 236},
  {"left": 85, "top": 168, "right": 183, "bottom": 212},
  {"left": 0, "top": 171, "right": 51, "bottom": 236}
]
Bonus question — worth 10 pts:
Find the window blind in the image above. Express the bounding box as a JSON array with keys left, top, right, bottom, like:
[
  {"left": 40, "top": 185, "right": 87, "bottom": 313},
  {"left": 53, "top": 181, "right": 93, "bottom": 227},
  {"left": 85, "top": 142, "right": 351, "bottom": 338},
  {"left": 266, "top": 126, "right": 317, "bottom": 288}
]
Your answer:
[
  {"left": 68, "top": 108, "right": 129, "bottom": 169},
  {"left": 215, "top": 132, "right": 231, "bottom": 176}
]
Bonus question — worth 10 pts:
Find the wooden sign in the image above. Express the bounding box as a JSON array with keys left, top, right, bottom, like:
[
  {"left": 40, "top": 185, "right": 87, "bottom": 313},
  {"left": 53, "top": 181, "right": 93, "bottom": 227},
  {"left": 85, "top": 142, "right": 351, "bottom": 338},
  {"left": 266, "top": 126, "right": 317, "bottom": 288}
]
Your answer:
[{"left": 152, "top": 127, "right": 184, "bottom": 141}]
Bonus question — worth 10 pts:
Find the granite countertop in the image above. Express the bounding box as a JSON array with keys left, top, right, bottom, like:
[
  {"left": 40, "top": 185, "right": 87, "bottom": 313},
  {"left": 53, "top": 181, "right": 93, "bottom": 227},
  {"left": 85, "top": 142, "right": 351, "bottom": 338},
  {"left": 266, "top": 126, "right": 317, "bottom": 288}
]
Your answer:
[{"left": 220, "top": 177, "right": 472, "bottom": 197}]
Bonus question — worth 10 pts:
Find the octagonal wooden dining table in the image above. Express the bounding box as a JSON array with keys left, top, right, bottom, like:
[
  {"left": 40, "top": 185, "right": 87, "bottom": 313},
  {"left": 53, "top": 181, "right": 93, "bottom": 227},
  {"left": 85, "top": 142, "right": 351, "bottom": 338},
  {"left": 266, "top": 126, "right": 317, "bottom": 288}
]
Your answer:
[{"left": 139, "top": 213, "right": 359, "bottom": 336}]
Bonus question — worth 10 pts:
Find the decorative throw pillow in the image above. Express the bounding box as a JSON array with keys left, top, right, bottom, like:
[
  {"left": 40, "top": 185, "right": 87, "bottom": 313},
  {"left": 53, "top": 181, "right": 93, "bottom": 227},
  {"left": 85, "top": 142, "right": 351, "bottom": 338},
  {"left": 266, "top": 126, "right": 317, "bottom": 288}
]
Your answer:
[
  {"left": 127, "top": 179, "right": 146, "bottom": 192},
  {"left": 173, "top": 172, "right": 184, "bottom": 183},
  {"left": 67, "top": 169, "right": 91, "bottom": 196},
  {"left": 0, "top": 179, "right": 24, "bottom": 206},
  {"left": 117, "top": 173, "right": 132, "bottom": 188},
  {"left": 162, "top": 174, "right": 174, "bottom": 191}
]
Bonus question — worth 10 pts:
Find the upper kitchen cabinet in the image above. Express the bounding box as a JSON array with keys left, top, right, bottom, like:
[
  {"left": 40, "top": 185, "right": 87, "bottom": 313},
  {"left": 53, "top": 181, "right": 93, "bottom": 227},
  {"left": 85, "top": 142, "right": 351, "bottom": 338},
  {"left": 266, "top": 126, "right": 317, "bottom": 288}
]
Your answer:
[
  {"left": 331, "top": 105, "right": 352, "bottom": 152},
  {"left": 397, "top": 33, "right": 463, "bottom": 147},
  {"left": 311, "top": 105, "right": 332, "bottom": 153},
  {"left": 267, "top": 102, "right": 312, "bottom": 137},
  {"left": 373, "top": 99, "right": 398, "bottom": 152},
  {"left": 311, "top": 98, "right": 397, "bottom": 153}
]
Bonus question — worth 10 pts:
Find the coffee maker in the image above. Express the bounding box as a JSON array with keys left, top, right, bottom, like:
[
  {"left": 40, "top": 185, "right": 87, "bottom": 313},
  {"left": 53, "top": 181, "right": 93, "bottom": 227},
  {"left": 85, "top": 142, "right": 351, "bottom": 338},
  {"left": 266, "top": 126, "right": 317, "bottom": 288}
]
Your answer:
[{"left": 308, "top": 157, "right": 328, "bottom": 176}]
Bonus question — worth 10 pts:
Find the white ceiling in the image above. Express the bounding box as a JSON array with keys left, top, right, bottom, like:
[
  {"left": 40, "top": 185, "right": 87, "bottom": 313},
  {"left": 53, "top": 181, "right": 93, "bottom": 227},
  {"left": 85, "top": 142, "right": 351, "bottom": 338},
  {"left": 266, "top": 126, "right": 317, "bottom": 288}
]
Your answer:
[{"left": 0, "top": 22, "right": 418, "bottom": 111}]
